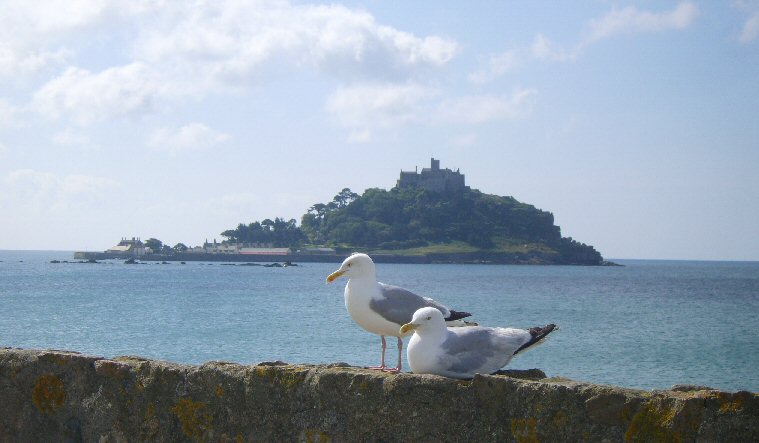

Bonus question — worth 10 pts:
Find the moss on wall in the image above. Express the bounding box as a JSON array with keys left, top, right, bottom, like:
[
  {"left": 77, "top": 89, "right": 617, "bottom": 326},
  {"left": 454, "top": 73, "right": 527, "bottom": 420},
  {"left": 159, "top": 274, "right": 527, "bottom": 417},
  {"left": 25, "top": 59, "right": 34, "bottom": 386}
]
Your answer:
[{"left": 1, "top": 348, "right": 756, "bottom": 442}]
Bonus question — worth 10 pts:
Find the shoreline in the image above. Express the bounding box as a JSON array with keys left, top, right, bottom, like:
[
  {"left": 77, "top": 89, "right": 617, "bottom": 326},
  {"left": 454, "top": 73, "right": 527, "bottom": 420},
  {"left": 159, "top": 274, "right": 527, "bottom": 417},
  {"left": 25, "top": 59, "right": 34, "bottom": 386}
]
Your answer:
[{"left": 73, "top": 250, "right": 615, "bottom": 266}]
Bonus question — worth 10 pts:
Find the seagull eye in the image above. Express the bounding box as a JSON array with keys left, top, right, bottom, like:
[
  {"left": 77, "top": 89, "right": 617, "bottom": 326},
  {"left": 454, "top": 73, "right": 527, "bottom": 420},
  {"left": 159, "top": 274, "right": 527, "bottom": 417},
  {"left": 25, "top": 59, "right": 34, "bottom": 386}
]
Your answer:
[{"left": 426, "top": 316, "right": 431, "bottom": 320}]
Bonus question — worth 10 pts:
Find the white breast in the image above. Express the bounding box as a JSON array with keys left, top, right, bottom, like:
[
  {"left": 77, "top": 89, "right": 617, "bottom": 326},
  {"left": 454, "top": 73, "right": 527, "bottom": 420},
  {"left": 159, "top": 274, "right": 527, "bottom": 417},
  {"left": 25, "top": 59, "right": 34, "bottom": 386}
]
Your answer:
[{"left": 406, "top": 333, "right": 444, "bottom": 374}]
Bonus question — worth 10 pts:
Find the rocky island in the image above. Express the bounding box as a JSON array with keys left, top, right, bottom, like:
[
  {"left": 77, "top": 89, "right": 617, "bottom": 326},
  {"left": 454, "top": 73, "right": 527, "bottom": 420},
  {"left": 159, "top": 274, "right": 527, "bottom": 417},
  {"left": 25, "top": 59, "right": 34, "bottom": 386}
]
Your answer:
[{"left": 77, "top": 158, "right": 609, "bottom": 265}]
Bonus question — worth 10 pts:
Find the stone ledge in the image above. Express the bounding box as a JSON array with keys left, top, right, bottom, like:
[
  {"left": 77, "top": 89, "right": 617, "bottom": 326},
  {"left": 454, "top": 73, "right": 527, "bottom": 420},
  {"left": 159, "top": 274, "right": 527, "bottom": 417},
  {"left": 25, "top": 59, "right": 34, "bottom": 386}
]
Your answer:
[{"left": 1, "top": 348, "right": 757, "bottom": 442}]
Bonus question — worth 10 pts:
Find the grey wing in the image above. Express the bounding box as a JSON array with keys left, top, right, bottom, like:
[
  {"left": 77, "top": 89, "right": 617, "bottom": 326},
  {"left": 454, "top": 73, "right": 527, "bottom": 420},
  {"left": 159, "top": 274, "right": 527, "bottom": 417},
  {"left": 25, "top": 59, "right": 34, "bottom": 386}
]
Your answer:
[
  {"left": 370, "top": 283, "right": 452, "bottom": 325},
  {"left": 438, "top": 328, "right": 498, "bottom": 375},
  {"left": 439, "top": 327, "right": 532, "bottom": 376}
]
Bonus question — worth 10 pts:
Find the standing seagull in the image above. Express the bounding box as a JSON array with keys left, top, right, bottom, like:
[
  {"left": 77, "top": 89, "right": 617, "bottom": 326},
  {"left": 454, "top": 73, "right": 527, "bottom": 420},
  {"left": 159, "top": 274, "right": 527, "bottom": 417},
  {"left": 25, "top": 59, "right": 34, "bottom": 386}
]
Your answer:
[
  {"left": 401, "top": 307, "right": 557, "bottom": 379},
  {"left": 326, "top": 253, "right": 472, "bottom": 373}
]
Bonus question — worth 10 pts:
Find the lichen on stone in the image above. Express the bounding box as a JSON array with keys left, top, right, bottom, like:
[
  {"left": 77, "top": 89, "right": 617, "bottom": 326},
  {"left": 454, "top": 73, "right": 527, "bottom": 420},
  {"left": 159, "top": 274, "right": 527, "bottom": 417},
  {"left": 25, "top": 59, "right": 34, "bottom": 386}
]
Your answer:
[
  {"left": 171, "top": 397, "right": 212, "bottom": 439},
  {"left": 303, "top": 428, "right": 331, "bottom": 443},
  {"left": 32, "top": 373, "right": 66, "bottom": 414},
  {"left": 254, "top": 365, "right": 306, "bottom": 389},
  {"left": 624, "top": 399, "right": 690, "bottom": 443},
  {"left": 511, "top": 417, "right": 539, "bottom": 443}
]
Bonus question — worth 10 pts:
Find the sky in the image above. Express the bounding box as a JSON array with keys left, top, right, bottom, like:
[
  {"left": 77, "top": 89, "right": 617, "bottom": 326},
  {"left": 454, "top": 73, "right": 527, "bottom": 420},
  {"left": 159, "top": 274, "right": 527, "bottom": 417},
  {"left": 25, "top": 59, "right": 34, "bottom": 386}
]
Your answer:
[{"left": 0, "top": 0, "right": 757, "bottom": 260}]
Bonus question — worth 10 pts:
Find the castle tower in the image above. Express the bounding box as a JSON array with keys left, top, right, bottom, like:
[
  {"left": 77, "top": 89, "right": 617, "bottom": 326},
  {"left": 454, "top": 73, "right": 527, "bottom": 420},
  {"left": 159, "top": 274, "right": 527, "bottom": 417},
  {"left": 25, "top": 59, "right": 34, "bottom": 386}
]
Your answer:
[{"left": 396, "top": 158, "right": 466, "bottom": 192}]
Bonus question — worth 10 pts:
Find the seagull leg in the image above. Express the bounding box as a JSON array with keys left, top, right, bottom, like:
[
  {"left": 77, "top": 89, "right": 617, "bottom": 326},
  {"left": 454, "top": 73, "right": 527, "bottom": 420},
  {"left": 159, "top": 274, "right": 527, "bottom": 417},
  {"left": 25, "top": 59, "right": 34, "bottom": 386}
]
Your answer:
[
  {"left": 367, "top": 335, "right": 387, "bottom": 370},
  {"left": 382, "top": 337, "right": 403, "bottom": 373}
]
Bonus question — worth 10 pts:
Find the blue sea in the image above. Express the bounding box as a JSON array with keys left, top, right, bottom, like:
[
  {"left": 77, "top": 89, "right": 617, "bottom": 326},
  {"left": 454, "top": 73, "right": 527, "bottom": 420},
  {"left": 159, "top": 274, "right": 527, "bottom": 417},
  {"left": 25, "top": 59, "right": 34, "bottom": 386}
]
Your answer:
[{"left": 1, "top": 250, "right": 757, "bottom": 392}]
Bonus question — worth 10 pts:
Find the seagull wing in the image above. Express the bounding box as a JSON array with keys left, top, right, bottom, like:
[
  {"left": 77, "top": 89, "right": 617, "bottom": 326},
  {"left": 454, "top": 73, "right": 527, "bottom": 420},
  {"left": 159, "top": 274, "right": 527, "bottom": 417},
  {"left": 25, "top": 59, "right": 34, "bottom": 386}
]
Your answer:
[
  {"left": 436, "top": 327, "right": 532, "bottom": 377},
  {"left": 370, "top": 283, "right": 452, "bottom": 325}
]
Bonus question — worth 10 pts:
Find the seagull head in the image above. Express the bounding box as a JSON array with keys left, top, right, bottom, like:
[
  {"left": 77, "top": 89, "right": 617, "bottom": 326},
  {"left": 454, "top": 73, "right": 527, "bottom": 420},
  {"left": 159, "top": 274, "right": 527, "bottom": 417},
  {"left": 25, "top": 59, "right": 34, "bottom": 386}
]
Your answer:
[
  {"left": 326, "top": 253, "right": 376, "bottom": 283},
  {"left": 400, "top": 307, "right": 446, "bottom": 335}
]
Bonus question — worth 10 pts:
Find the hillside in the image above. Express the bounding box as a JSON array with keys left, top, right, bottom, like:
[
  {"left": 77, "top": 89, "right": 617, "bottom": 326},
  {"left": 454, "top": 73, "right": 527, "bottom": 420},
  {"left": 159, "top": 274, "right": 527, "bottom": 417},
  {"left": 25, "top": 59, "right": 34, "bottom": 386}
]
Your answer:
[{"left": 298, "top": 186, "right": 604, "bottom": 265}]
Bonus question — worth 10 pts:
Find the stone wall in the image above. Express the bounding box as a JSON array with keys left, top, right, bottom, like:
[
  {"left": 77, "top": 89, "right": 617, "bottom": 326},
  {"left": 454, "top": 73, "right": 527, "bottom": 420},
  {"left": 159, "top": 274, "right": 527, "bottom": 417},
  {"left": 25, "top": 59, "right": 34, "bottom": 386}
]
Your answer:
[{"left": 1, "top": 348, "right": 756, "bottom": 442}]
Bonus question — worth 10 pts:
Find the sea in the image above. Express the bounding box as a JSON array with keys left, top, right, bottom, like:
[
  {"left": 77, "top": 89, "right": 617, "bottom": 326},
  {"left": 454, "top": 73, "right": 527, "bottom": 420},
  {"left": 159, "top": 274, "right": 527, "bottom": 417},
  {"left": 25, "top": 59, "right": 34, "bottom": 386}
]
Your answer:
[{"left": 1, "top": 250, "right": 757, "bottom": 393}]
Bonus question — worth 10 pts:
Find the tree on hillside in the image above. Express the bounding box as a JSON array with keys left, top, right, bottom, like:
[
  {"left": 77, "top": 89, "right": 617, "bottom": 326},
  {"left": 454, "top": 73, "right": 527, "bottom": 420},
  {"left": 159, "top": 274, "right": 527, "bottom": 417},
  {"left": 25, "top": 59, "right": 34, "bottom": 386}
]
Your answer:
[
  {"left": 144, "top": 238, "right": 163, "bottom": 252},
  {"left": 222, "top": 184, "right": 602, "bottom": 263},
  {"left": 220, "top": 217, "right": 306, "bottom": 247},
  {"left": 301, "top": 186, "right": 568, "bottom": 250},
  {"left": 301, "top": 189, "right": 360, "bottom": 244},
  {"left": 333, "top": 188, "right": 359, "bottom": 208}
]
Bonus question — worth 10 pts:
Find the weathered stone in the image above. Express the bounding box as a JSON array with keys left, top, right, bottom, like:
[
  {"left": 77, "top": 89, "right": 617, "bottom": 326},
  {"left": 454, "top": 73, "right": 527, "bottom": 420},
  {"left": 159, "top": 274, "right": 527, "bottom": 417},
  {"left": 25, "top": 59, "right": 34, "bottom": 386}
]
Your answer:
[{"left": 0, "top": 348, "right": 756, "bottom": 442}]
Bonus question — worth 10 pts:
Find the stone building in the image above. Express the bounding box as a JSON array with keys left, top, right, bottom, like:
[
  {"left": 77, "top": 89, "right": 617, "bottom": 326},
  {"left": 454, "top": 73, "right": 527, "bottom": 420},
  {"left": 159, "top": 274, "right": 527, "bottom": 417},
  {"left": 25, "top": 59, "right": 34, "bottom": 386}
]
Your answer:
[
  {"left": 396, "top": 158, "right": 466, "bottom": 192},
  {"left": 106, "top": 237, "right": 147, "bottom": 256}
]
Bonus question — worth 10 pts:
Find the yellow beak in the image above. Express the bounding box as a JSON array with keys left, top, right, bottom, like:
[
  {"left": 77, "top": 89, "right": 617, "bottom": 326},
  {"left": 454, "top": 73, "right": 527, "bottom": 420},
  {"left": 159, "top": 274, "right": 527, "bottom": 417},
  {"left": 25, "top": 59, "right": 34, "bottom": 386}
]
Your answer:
[
  {"left": 326, "top": 269, "right": 345, "bottom": 283},
  {"left": 400, "top": 323, "right": 416, "bottom": 334}
]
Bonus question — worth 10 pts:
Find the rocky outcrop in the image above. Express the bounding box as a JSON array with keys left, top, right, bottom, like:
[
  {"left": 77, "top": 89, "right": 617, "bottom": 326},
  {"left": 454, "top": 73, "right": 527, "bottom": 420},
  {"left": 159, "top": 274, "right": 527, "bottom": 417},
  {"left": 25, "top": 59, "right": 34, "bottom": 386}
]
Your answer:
[{"left": 1, "top": 348, "right": 756, "bottom": 442}]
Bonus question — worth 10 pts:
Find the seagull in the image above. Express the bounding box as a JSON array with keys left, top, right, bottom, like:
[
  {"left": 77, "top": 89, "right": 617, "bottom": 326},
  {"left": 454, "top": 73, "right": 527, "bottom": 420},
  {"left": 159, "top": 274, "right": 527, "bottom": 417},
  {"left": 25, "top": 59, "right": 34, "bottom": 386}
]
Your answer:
[
  {"left": 326, "top": 253, "right": 472, "bottom": 373},
  {"left": 400, "top": 307, "right": 556, "bottom": 379}
]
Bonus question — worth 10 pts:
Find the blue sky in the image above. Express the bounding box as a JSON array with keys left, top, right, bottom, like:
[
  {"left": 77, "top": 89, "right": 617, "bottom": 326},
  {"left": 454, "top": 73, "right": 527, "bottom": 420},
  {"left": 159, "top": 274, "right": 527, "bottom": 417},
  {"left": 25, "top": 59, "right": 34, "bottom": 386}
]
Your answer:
[{"left": 1, "top": 1, "right": 757, "bottom": 260}]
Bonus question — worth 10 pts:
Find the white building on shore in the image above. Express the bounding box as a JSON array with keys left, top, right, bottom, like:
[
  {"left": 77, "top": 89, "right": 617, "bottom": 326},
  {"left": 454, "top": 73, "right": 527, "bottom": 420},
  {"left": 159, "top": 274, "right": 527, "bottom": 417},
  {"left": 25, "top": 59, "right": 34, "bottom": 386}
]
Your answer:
[{"left": 106, "top": 238, "right": 147, "bottom": 256}]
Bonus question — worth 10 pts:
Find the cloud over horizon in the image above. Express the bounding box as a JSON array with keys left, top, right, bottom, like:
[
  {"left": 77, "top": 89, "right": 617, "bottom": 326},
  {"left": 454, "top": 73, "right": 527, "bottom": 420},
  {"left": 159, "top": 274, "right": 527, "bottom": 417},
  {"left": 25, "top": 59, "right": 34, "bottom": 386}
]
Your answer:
[
  {"left": 583, "top": 2, "right": 699, "bottom": 44},
  {"left": 468, "top": 2, "right": 700, "bottom": 85},
  {"left": 4, "top": 0, "right": 461, "bottom": 142},
  {"left": 147, "top": 123, "right": 230, "bottom": 154},
  {"left": 32, "top": 63, "right": 164, "bottom": 124},
  {"left": 2, "top": 169, "right": 119, "bottom": 212}
]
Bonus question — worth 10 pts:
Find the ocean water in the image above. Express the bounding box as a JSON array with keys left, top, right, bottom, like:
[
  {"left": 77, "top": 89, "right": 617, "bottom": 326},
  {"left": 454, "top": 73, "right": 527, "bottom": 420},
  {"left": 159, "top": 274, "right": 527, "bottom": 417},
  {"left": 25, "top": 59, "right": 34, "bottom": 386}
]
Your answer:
[{"left": 1, "top": 250, "right": 757, "bottom": 392}]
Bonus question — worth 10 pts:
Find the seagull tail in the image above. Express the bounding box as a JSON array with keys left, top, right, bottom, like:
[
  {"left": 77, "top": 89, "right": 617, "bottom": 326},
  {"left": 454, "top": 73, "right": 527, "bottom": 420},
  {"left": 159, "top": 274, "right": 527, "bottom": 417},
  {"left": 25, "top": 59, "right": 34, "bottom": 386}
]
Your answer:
[
  {"left": 445, "top": 309, "right": 472, "bottom": 321},
  {"left": 514, "top": 324, "right": 557, "bottom": 355}
]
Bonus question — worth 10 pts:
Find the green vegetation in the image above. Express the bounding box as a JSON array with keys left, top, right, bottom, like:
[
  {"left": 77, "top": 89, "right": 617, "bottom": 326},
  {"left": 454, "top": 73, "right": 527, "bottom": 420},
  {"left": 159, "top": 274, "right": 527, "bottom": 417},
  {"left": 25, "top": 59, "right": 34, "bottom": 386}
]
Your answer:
[
  {"left": 220, "top": 218, "right": 306, "bottom": 247},
  {"left": 213, "top": 185, "right": 603, "bottom": 264},
  {"left": 302, "top": 187, "right": 564, "bottom": 249}
]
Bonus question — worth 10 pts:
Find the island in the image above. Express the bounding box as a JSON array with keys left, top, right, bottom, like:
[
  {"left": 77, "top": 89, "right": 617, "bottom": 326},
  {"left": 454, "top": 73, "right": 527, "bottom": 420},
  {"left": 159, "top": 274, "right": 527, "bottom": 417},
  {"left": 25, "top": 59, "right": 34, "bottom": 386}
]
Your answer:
[{"left": 76, "top": 158, "right": 610, "bottom": 265}]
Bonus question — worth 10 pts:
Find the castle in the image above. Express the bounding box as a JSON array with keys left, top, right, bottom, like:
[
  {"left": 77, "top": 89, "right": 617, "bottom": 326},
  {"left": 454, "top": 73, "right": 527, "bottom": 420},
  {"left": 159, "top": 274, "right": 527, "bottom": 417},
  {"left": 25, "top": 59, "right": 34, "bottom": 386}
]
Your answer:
[{"left": 396, "top": 158, "right": 466, "bottom": 192}]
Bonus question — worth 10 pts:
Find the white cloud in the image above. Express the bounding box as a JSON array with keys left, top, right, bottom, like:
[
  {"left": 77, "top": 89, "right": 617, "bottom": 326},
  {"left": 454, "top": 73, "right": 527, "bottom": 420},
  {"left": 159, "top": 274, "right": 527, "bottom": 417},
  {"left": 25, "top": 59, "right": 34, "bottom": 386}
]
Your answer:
[
  {"left": 52, "top": 128, "right": 92, "bottom": 148},
  {"left": 0, "top": 0, "right": 112, "bottom": 35},
  {"left": 0, "top": 98, "right": 18, "bottom": 127},
  {"left": 3, "top": 169, "right": 119, "bottom": 212},
  {"left": 13, "top": 1, "right": 457, "bottom": 125},
  {"left": 60, "top": 173, "right": 116, "bottom": 194},
  {"left": 436, "top": 89, "right": 538, "bottom": 124},
  {"left": 469, "top": 50, "right": 521, "bottom": 84},
  {"left": 451, "top": 133, "right": 478, "bottom": 148},
  {"left": 133, "top": 1, "right": 458, "bottom": 86},
  {"left": 147, "top": 123, "right": 230, "bottom": 154},
  {"left": 531, "top": 34, "right": 577, "bottom": 62},
  {"left": 347, "top": 129, "right": 373, "bottom": 144},
  {"left": 468, "top": 34, "right": 575, "bottom": 84},
  {"left": 0, "top": 44, "right": 71, "bottom": 78},
  {"left": 328, "top": 84, "right": 537, "bottom": 139},
  {"left": 739, "top": 11, "right": 759, "bottom": 42},
  {"left": 0, "top": 0, "right": 146, "bottom": 78},
  {"left": 325, "top": 82, "right": 439, "bottom": 141},
  {"left": 584, "top": 2, "right": 699, "bottom": 43},
  {"left": 32, "top": 62, "right": 164, "bottom": 124},
  {"left": 471, "top": 2, "right": 699, "bottom": 83}
]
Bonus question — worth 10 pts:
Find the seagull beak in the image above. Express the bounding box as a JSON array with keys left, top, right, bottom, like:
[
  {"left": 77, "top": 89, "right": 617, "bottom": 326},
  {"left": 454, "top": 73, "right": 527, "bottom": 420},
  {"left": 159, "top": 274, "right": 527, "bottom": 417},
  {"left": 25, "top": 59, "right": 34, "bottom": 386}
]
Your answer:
[
  {"left": 326, "top": 269, "right": 345, "bottom": 283},
  {"left": 400, "top": 323, "right": 416, "bottom": 334}
]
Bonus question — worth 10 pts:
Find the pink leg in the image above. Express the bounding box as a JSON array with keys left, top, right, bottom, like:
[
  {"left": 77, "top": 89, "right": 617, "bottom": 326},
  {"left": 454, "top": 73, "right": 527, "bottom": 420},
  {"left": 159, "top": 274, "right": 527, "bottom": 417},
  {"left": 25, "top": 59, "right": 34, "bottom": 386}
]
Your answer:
[
  {"left": 382, "top": 337, "right": 403, "bottom": 373},
  {"left": 367, "top": 335, "right": 387, "bottom": 370}
]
